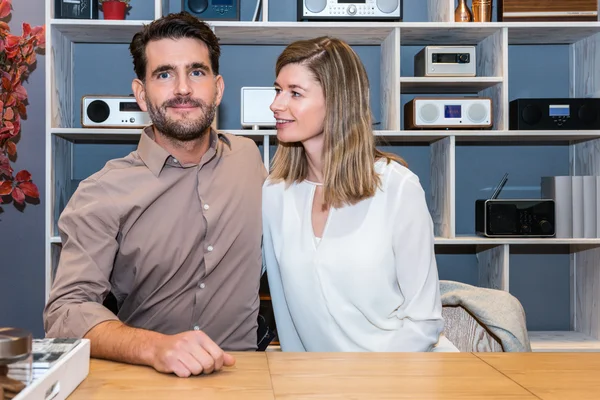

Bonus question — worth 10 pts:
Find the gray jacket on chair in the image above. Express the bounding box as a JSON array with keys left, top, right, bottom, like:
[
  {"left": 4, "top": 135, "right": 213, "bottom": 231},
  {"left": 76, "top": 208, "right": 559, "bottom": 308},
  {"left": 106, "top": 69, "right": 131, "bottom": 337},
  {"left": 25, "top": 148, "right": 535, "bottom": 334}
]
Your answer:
[{"left": 440, "top": 280, "right": 532, "bottom": 352}]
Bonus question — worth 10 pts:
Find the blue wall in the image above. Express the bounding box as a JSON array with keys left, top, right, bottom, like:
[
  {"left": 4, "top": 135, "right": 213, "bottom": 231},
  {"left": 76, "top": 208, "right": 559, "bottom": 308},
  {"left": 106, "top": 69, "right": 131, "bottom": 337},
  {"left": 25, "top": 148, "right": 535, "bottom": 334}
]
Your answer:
[{"left": 1, "top": 0, "right": 574, "bottom": 335}]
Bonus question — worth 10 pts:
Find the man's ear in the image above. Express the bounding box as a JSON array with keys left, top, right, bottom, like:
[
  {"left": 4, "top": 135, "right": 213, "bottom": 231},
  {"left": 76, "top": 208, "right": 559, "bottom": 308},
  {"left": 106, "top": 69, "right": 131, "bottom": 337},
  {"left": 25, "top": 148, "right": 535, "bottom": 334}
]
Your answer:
[
  {"left": 132, "top": 78, "right": 148, "bottom": 112},
  {"left": 214, "top": 75, "right": 224, "bottom": 107}
]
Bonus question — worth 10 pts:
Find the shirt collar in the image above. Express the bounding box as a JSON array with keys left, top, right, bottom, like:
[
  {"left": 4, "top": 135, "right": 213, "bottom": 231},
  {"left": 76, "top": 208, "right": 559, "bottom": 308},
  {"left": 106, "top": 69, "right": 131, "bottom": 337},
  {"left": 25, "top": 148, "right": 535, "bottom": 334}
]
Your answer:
[{"left": 138, "top": 126, "right": 230, "bottom": 177}]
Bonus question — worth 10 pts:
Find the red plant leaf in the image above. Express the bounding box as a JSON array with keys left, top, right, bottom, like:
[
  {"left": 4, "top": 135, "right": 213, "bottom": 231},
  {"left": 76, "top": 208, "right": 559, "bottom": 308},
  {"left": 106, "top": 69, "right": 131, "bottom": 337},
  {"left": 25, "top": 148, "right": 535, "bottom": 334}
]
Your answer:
[
  {"left": 0, "top": 180, "right": 12, "bottom": 195},
  {"left": 4, "top": 107, "right": 14, "bottom": 121},
  {"left": 3, "top": 120, "right": 13, "bottom": 131},
  {"left": 5, "top": 34, "right": 20, "bottom": 48},
  {"left": 0, "top": 39, "right": 4, "bottom": 53},
  {"left": 16, "top": 102, "right": 26, "bottom": 116},
  {"left": 18, "top": 181, "right": 38, "bottom": 198},
  {"left": 1, "top": 77, "right": 11, "bottom": 91},
  {"left": 0, "top": 155, "right": 12, "bottom": 176},
  {"left": 22, "top": 22, "right": 31, "bottom": 37},
  {"left": 15, "top": 170, "right": 31, "bottom": 183},
  {"left": 11, "top": 186, "right": 24, "bottom": 204},
  {"left": 6, "top": 141, "right": 16, "bottom": 156},
  {"left": 0, "top": 21, "right": 9, "bottom": 31},
  {"left": 0, "top": 0, "right": 11, "bottom": 19},
  {"left": 13, "top": 84, "right": 27, "bottom": 101}
]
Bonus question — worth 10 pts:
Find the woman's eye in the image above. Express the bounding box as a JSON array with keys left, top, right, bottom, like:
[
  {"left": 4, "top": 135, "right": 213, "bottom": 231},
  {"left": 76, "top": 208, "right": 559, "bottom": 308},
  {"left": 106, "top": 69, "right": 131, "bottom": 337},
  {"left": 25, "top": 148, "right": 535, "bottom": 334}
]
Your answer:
[
  {"left": 292, "top": 91, "right": 301, "bottom": 97},
  {"left": 274, "top": 88, "right": 281, "bottom": 94}
]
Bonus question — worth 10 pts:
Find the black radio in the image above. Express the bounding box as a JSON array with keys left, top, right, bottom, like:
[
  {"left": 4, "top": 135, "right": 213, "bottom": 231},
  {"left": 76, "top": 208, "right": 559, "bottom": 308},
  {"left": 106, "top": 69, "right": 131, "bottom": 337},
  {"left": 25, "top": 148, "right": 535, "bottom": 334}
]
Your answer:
[
  {"left": 509, "top": 98, "right": 600, "bottom": 130},
  {"left": 183, "top": 0, "right": 240, "bottom": 20},
  {"left": 475, "top": 173, "right": 555, "bottom": 237}
]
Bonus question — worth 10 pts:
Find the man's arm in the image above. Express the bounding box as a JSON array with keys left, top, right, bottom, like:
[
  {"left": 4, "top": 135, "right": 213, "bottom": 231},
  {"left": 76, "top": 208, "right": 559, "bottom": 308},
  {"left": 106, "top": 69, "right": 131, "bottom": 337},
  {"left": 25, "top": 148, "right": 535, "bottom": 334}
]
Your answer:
[{"left": 85, "top": 321, "right": 235, "bottom": 377}]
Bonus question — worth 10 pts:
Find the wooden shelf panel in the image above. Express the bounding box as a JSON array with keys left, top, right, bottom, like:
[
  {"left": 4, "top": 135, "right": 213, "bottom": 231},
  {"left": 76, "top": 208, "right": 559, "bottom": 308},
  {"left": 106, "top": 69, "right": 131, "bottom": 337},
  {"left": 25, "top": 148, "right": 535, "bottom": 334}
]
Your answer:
[
  {"left": 400, "top": 77, "right": 502, "bottom": 94},
  {"left": 50, "top": 20, "right": 600, "bottom": 45},
  {"left": 529, "top": 331, "right": 600, "bottom": 352},
  {"left": 51, "top": 129, "right": 600, "bottom": 144}
]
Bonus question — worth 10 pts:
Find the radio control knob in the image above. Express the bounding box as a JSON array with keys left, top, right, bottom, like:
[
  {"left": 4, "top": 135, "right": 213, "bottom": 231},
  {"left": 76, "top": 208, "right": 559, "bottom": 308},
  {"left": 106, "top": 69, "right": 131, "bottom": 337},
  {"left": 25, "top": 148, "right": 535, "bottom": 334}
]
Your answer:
[
  {"left": 347, "top": 4, "right": 357, "bottom": 15},
  {"left": 539, "top": 219, "right": 553, "bottom": 234}
]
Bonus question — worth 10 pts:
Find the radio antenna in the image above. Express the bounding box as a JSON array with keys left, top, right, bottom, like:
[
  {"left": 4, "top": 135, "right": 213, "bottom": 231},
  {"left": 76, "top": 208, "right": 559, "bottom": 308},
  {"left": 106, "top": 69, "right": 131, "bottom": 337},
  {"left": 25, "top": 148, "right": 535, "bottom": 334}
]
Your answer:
[{"left": 490, "top": 173, "right": 508, "bottom": 199}]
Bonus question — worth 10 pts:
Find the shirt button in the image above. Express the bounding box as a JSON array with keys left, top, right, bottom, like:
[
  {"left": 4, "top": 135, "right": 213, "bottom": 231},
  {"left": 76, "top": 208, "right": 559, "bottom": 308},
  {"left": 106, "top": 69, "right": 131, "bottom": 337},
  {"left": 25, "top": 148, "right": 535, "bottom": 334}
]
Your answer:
[
  {"left": 199, "top": 283, "right": 206, "bottom": 289},
  {"left": 193, "top": 325, "right": 200, "bottom": 331},
  {"left": 203, "top": 204, "right": 210, "bottom": 210},
  {"left": 172, "top": 158, "right": 179, "bottom": 164},
  {"left": 207, "top": 245, "right": 214, "bottom": 252}
]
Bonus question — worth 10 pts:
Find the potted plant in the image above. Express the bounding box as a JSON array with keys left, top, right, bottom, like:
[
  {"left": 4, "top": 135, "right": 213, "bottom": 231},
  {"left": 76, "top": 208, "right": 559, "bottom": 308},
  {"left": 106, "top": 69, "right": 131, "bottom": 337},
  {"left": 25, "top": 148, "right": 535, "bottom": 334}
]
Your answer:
[
  {"left": 99, "top": 0, "right": 130, "bottom": 20},
  {"left": 0, "top": 0, "right": 44, "bottom": 211}
]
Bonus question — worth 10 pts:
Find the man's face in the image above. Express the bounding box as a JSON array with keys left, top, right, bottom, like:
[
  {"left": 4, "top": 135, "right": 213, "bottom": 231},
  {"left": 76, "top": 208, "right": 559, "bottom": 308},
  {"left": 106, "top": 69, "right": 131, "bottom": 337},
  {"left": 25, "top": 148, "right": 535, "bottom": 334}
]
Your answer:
[{"left": 133, "top": 37, "right": 224, "bottom": 141}]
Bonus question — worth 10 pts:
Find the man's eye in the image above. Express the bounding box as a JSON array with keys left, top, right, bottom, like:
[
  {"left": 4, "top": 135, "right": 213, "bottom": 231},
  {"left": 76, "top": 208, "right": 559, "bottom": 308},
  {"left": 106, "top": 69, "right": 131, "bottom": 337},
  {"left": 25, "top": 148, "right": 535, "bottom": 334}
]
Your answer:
[
  {"left": 191, "top": 70, "right": 204, "bottom": 77},
  {"left": 158, "top": 72, "right": 170, "bottom": 79}
]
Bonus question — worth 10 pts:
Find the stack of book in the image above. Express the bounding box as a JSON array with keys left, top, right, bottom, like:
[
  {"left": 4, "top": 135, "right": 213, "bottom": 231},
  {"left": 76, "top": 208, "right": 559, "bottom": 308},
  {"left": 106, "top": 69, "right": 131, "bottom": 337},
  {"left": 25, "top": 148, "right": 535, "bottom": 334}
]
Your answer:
[{"left": 541, "top": 176, "right": 600, "bottom": 238}]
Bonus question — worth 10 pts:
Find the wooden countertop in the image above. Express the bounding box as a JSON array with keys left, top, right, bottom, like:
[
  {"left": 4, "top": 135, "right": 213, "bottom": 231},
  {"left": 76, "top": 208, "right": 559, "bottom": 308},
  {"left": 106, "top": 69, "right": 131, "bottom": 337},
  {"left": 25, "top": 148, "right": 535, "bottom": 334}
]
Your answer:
[{"left": 68, "top": 352, "right": 600, "bottom": 399}]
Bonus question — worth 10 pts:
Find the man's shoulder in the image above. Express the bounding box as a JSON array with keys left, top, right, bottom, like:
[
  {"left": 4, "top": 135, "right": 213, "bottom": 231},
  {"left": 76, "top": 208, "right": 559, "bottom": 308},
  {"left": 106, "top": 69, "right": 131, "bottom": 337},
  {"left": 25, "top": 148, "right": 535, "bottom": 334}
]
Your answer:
[
  {"left": 218, "top": 131, "right": 259, "bottom": 155},
  {"left": 83, "top": 151, "right": 145, "bottom": 187}
]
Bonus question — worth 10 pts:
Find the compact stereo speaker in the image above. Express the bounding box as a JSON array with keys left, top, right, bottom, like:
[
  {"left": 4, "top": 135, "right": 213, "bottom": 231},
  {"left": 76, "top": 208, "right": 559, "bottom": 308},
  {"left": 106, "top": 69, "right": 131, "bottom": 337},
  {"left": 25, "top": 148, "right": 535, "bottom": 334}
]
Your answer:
[
  {"left": 404, "top": 97, "right": 492, "bottom": 129},
  {"left": 299, "top": 0, "right": 402, "bottom": 21},
  {"left": 82, "top": 96, "right": 151, "bottom": 128},
  {"left": 240, "top": 87, "right": 276, "bottom": 128},
  {"left": 509, "top": 98, "right": 600, "bottom": 130},
  {"left": 183, "top": 0, "right": 240, "bottom": 20}
]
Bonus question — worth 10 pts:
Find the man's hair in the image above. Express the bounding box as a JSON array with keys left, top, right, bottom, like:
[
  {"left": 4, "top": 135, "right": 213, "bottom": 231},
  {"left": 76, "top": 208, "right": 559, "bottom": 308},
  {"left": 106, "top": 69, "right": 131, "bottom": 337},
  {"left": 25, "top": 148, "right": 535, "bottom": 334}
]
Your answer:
[
  {"left": 129, "top": 11, "right": 220, "bottom": 80},
  {"left": 269, "top": 36, "right": 407, "bottom": 208}
]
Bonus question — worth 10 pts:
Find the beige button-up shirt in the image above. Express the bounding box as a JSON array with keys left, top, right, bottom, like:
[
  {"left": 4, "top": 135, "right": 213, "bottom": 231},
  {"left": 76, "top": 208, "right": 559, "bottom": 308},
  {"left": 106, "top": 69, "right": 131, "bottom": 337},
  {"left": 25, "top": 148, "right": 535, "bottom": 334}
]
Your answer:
[{"left": 44, "top": 127, "right": 267, "bottom": 351}]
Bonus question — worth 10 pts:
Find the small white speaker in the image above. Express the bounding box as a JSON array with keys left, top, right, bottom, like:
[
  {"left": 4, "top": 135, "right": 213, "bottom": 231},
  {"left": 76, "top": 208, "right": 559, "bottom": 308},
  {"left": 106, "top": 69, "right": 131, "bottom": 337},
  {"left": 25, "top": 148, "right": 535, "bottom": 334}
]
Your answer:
[
  {"left": 240, "top": 87, "right": 276, "bottom": 128},
  {"left": 404, "top": 97, "right": 493, "bottom": 129}
]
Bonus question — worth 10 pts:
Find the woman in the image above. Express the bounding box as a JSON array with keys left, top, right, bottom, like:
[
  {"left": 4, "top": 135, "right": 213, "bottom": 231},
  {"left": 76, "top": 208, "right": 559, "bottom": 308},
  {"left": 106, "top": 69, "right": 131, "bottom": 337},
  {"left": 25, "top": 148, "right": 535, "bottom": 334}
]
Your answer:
[{"left": 263, "top": 36, "right": 452, "bottom": 352}]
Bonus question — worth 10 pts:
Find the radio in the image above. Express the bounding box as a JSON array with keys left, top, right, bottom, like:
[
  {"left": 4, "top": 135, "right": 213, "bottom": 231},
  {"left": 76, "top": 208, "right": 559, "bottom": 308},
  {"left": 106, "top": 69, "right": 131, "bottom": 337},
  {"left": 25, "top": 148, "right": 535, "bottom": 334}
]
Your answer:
[
  {"left": 241, "top": 87, "right": 276, "bottom": 128},
  {"left": 509, "top": 98, "right": 600, "bottom": 130},
  {"left": 414, "top": 46, "right": 476, "bottom": 77},
  {"left": 298, "top": 0, "right": 402, "bottom": 21},
  {"left": 475, "top": 174, "right": 555, "bottom": 237},
  {"left": 498, "top": 0, "right": 597, "bottom": 21},
  {"left": 82, "top": 96, "right": 151, "bottom": 128},
  {"left": 55, "top": 0, "right": 98, "bottom": 19},
  {"left": 404, "top": 97, "right": 492, "bottom": 129},
  {"left": 183, "top": 0, "right": 240, "bottom": 20}
]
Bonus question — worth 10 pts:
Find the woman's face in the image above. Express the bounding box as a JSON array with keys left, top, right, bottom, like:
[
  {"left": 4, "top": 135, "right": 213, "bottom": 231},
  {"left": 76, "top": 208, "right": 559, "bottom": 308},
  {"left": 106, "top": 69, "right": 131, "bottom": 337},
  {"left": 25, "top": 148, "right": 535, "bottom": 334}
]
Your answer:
[{"left": 270, "top": 63, "right": 326, "bottom": 145}]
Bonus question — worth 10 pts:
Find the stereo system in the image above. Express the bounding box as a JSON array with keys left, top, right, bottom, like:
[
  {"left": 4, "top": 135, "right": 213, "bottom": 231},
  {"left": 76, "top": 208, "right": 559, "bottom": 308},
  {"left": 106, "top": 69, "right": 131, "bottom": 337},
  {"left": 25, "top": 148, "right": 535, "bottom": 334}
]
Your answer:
[
  {"left": 183, "top": 0, "right": 240, "bottom": 20},
  {"left": 475, "top": 173, "right": 555, "bottom": 237},
  {"left": 55, "top": 0, "right": 98, "bottom": 19},
  {"left": 414, "top": 46, "right": 476, "bottom": 77},
  {"left": 82, "top": 96, "right": 151, "bottom": 128},
  {"left": 299, "top": 0, "right": 402, "bottom": 21},
  {"left": 240, "top": 87, "right": 276, "bottom": 128},
  {"left": 498, "top": 0, "right": 598, "bottom": 21},
  {"left": 509, "top": 98, "right": 600, "bottom": 130},
  {"left": 476, "top": 199, "right": 556, "bottom": 237},
  {"left": 404, "top": 97, "right": 492, "bottom": 129}
]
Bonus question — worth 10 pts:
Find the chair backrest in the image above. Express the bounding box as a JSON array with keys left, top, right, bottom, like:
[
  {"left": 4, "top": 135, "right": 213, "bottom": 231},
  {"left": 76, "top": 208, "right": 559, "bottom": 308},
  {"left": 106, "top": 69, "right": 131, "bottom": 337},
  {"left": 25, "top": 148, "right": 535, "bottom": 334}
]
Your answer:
[{"left": 442, "top": 305, "right": 504, "bottom": 352}]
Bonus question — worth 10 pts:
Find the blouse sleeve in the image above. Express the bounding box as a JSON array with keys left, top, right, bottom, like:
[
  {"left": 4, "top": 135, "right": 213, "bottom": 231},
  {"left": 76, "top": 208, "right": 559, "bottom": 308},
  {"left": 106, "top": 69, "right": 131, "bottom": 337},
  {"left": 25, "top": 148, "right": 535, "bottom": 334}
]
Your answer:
[
  {"left": 262, "top": 184, "right": 306, "bottom": 351},
  {"left": 391, "top": 173, "right": 444, "bottom": 351}
]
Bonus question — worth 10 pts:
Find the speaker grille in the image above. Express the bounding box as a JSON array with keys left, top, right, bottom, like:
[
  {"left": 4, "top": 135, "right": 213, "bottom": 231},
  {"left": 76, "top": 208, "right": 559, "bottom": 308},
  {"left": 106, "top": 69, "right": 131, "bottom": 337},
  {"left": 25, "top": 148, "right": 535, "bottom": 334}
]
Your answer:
[
  {"left": 419, "top": 103, "right": 439, "bottom": 123},
  {"left": 377, "top": 0, "right": 399, "bottom": 13},
  {"left": 468, "top": 102, "right": 488, "bottom": 123},
  {"left": 305, "top": 0, "right": 326, "bottom": 13}
]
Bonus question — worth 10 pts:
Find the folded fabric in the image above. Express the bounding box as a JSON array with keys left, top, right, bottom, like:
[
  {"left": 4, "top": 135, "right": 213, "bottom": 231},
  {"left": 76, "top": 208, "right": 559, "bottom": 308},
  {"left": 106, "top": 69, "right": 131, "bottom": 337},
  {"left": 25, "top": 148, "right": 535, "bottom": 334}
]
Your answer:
[{"left": 440, "top": 280, "right": 531, "bottom": 352}]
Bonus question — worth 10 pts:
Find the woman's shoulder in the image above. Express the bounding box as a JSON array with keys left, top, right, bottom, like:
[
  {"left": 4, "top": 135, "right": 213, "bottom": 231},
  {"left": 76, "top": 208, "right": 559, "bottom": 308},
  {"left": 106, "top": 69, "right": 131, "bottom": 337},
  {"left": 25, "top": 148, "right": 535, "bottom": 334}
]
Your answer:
[{"left": 376, "top": 159, "right": 421, "bottom": 188}]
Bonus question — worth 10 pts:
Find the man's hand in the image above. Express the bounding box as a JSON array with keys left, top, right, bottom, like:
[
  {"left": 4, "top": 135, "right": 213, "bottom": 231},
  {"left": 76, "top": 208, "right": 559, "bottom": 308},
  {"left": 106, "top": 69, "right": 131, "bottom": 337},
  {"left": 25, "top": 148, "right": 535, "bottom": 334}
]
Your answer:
[{"left": 151, "top": 330, "right": 236, "bottom": 377}]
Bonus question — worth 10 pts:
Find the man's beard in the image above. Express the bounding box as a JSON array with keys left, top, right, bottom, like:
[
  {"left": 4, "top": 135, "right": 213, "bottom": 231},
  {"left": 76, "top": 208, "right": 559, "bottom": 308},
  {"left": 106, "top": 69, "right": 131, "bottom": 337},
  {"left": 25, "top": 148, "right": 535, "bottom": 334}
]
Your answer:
[{"left": 146, "top": 95, "right": 217, "bottom": 142}]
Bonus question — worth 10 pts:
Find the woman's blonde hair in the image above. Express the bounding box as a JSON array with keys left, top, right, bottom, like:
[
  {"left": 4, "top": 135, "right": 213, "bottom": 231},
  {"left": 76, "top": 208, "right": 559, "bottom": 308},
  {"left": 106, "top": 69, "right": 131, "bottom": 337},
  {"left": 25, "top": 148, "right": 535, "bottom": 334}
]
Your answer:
[{"left": 269, "top": 36, "right": 406, "bottom": 208}]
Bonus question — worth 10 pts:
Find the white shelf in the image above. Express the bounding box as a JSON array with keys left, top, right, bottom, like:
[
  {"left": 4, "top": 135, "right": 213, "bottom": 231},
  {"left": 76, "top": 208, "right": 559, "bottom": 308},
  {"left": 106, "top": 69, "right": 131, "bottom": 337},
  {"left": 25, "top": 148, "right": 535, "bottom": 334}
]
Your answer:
[
  {"left": 436, "top": 236, "right": 600, "bottom": 245},
  {"left": 50, "top": 128, "right": 600, "bottom": 144},
  {"left": 49, "top": 20, "right": 600, "bottom": 46},
  {"left": 399, "top": 77, "right": 502, "bottom": 94},
  {"left": 529, "top": 331, "right": 600, "bottom": 352}
]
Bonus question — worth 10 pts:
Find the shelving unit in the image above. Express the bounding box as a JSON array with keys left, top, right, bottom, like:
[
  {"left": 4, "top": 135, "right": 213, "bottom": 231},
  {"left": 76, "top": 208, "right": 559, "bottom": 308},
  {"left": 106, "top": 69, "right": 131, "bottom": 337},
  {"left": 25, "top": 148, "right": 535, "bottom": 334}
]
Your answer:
[{"left": 45, "top": 0, "right": 600, "bottom": 352}]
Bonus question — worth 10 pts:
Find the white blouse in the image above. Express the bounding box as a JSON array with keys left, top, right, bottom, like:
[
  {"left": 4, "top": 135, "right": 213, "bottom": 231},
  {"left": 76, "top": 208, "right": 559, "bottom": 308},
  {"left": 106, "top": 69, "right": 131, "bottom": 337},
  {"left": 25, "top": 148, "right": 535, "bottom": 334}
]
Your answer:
[{"left": 262, "top": 160, "right": 445, "bottom": 352}]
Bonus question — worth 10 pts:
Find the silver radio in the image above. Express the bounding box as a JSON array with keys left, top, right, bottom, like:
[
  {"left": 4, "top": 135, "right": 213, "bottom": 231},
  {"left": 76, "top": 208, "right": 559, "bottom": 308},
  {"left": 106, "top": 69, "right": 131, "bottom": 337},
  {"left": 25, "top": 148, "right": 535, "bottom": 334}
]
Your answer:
[
  {"left": 404, "top": 97, "right": 492, "bottom": 130},
  {"left": 414, "top": 46, "right": 476, "bottom": 77},
  {"left": 82, "top": 96, "right": 151, "bottom": 128},
  {"left": 299, "top": 0, "right": 402, "bottom": 21}
]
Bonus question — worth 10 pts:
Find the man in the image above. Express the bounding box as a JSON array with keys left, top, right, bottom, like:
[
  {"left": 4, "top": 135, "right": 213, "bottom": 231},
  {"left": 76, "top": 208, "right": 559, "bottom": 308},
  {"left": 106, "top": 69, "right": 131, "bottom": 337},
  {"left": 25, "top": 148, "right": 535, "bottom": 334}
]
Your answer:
[{"left": 43, "top": 12, "right": 267, "bottom": 378}]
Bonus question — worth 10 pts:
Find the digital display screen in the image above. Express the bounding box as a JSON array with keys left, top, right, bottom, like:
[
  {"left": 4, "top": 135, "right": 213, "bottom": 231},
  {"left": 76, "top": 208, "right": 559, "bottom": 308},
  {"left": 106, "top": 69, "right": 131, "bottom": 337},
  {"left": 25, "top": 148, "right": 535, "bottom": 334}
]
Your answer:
[
  {"left": 338, "top": 0, "right": 365, "bottom": 3},
  {"left": 549, "top": 104, "right": 570, "bottom": 117},
  {"left": 433, "top": 53, "right": 457, "bottom": 63},
  {"left": 119, "top": 101, "right": 142, "bottom": 112},
  {"left": 212, "top": 0, "right": 233, "bottom": 5},
  {"left": 444, "top": 105, "right": 461, "bottom": 118}
]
